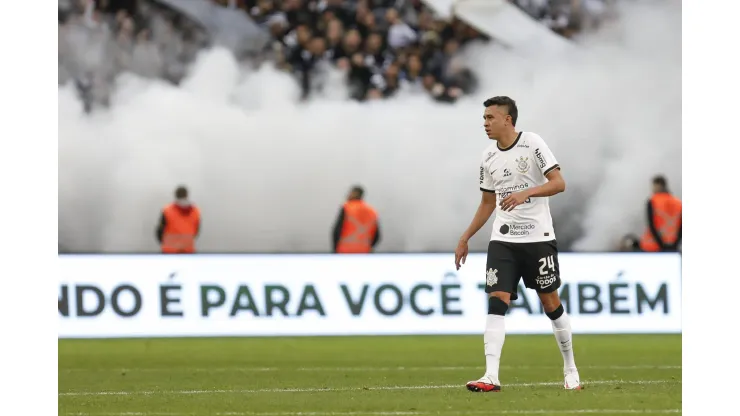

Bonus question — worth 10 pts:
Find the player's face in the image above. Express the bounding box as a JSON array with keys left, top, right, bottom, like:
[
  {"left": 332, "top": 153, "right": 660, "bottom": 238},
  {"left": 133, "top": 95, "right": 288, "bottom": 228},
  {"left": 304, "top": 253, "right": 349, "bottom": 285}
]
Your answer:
[{"left": 483, "top": 106, "right": 510, "bottom": 140}]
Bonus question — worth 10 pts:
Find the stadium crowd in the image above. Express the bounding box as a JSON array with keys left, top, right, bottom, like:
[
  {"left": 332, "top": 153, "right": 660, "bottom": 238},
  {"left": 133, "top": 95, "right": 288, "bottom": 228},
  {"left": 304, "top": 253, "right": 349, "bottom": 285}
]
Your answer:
[
  {"left": 212, "top": 0, "right": 490, "bottom": 102},
  {"left": 59, "top": 0, "right": 610, "bottom": 109},
  {"left": 59, "top": 0, "right": 643, "bottom": 255}
]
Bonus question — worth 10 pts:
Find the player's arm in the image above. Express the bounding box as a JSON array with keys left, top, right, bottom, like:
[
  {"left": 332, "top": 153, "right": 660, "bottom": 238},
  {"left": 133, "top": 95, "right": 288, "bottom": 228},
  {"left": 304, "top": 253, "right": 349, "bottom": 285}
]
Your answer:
[
  {"left": 455, "top": 191, "right": 496, "bottom": 270},
  {"left": 463, "top": 158, "right": 498, "bottom": 241},
  {"left": 501, "top": 135, "right": 565, "bottom": 211},
  {"left": 673, "top": 218, "right": 682, "bottom": 249},
  {"left": 646, "top": 201, "right": 667, "bottom": 249},
  {"left": 526, "top": 135, "right": 566, "bottom": 198},
  {"left": 331, "top": 207, "right": 345, "bottom": 253},
  {"left": 195, "top": 211, "right": 201, "bottom": 238},
  {"left": 455, "top": 159, "right": 497, "bottom": 269},
  {"left": 372, "top": 221, "right": 381, "bottom": 248},
  {"left": 500, "top": 167, "right": 565, "bottom": 211},
  {"left": 156, "top": 212, "right": 166, "bottom": 244},
  {"left": 460, "top": 191, "right": 497, "bottom": 243},
  {"left": 525, "top": 168, "right": 566, "bottom": 198},
  {"left": 500, "top": 169, "right": 565, "bottom": 211}
]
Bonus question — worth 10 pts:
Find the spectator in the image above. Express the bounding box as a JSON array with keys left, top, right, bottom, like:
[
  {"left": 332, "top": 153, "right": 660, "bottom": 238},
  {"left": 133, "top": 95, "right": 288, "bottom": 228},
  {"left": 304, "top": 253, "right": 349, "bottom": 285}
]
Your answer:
[
  {"left": 347, "top": 52, "right": 373, "bottom": 100},
  {"left": 386, "top": 8, "right": 417, "bottom": 50},
  {"left": 320, "top": 0, "right": 354, "bottom": 28},
  {"left": 339, "top": 28, "right": 363, "bottom": 63},
  {"left": 639, "top": 175, "right": 682, "bottom": 253},
  {"left": 289, "top": 35, "right": 330, "bottom": 99},
  {"left": 157, "top": 186, "right": 202, "bottom": 254},
  {"left": 324, "top": 18, "right": 345, "bottom": 61},
  {"left": 381, "top": 62, "right": 401, "bottom": 97},
  {"left": 332, "top": 185, "right": 381, "bottom": 254},
  {"left": 400, "top": 53, "right": 424, "bottom": 92},
  {"left": 250, "top": 0, "right": 276, "bottom": 25},
  {"left": 363, "top": 32, "right": 393, "bottom": 75}
]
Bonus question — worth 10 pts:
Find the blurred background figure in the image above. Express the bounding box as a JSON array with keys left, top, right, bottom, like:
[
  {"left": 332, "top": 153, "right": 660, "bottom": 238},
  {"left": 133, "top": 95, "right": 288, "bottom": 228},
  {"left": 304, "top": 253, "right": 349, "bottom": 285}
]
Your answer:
[
  {"left": 332, "top": 185, "right": 381, "bottom": 254},
  {"left": 157, "top": 186, "right": 202, "bottom": 254},
  {"left": 639, "top": 176, "right": 682, "bottom": 253},
  {"left": 618, "top": 234, "right": 641, "bottom": 252}
]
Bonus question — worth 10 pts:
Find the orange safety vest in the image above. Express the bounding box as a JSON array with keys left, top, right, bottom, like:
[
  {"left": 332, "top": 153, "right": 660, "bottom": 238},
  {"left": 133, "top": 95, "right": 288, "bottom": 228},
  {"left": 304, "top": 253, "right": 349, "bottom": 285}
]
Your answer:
[
  {"left": 640, "top": 193, "right": 681, "bottom": 252},
  {"left": 336, "top": 200, "right": 378, "bottom": 254},
  {"left": 161, "top": 203, "right": 201, "bottom": 254}
]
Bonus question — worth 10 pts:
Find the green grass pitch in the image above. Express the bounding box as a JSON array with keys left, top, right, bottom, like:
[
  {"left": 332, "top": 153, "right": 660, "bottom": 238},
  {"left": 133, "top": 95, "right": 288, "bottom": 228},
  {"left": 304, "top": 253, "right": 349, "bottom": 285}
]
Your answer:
[{"left": 59, "top": 334, "right": 681, "bottom": 416}]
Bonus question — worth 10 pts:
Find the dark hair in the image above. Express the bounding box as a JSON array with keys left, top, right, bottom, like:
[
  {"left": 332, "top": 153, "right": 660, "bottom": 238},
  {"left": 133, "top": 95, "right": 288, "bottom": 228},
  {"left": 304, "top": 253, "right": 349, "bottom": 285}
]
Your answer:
[
  {"left": 351, "top": 185, "right": 365, "bottom": 199},
  {"left": 652, "top": 175, "right": 667, "bottom": 189},
  {"left": 483, "top": 96, "right": 518, "bottom": 126},
  {"left": 175, "top": 186, "right": 188, "bottom": 199}
]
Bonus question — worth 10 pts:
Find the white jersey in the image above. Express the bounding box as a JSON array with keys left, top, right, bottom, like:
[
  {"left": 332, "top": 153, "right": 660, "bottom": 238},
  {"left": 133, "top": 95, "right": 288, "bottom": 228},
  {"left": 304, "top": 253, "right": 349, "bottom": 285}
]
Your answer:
[{"left": 479, "top": 131, "right": 560, "bottom": 243}]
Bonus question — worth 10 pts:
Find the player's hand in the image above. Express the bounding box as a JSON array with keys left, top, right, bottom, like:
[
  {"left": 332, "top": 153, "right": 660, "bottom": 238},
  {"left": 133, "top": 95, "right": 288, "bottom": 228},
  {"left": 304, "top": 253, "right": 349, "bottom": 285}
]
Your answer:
[
  {"left": 455, "top": 239, "right": 469, "bottom": 270},
  {"left": 500, "top": 192, "right": 530, "bottom": 212}
]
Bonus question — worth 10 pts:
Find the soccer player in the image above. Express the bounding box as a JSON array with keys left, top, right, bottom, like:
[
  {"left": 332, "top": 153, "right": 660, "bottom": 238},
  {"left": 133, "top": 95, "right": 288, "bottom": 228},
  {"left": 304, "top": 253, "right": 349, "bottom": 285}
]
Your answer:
[{"left": 454, "top": 96, "right": 581, "bottom": 392}]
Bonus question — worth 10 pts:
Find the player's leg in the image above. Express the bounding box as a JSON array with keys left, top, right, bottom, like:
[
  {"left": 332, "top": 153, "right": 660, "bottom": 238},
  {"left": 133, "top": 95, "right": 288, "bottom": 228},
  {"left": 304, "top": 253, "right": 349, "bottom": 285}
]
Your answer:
[
  {"left": 466, "top": 241, "right": 520, "bottom": 393},
  {"left": 521, "top": 240, "right": 581, "bottom": 390},
  {"left": 538, "top": 291, "right": 580, "bottom": 389}
]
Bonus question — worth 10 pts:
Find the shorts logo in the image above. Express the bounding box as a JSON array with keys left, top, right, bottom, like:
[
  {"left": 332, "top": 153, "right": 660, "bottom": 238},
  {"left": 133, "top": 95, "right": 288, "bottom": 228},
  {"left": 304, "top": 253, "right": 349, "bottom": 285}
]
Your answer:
[
  {"left": 515, "top": 156, "right": 529, "bottom": 174},
  {"left": 535, "top": 275, "right": 557, "bottom": 288},
  {"left": 486, "top": 268, "right": 499, "bottom": 286}
]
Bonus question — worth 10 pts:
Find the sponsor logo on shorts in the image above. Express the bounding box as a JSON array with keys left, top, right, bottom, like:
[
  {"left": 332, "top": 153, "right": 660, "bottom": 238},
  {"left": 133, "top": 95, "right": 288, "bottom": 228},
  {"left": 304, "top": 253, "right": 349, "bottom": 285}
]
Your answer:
[
  {"left": 535, "top": 148, "right": 547, "bottom": 169},
  {"left": 535, "top": 275, "right": 557, "bottom": 289},
  {"left": 499, "top": 223, "right": 535, "bottom": 236}
]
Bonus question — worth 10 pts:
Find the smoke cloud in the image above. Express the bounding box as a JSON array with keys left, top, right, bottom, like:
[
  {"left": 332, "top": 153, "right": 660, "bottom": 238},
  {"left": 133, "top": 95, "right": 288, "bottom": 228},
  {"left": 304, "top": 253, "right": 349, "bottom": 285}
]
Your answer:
[{"left": 58, "top": 0, "right": 681, "bottom": 253}]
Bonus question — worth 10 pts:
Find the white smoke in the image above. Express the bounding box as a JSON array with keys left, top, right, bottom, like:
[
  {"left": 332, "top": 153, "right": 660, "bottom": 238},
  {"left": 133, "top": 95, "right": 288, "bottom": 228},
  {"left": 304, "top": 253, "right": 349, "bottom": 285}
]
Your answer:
[{"left": 58, "top": 0, "right": 680, "bottom": 253}]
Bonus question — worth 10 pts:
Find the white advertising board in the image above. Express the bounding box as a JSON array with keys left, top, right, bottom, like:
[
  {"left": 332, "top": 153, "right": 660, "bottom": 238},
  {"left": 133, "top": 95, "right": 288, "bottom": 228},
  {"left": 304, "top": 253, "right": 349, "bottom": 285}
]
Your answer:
[{"left": 58, "top": 253, "right": 681, "bottom": 338}]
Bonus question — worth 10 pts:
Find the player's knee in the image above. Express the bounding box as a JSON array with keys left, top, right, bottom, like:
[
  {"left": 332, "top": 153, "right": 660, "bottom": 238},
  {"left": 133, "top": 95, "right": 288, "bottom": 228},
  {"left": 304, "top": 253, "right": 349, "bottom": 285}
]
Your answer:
[
  {"left": 545, "top": 303, "right": 564, "bottom": 321},
  {"left": 489, "top": 291, "right": 511, "bottom": 303},
  {"left": 538, "top": 292, "right": 561, "bottom": 313},
  {"left": 488, "top": 295, "right": 509, "bottom": 316}
]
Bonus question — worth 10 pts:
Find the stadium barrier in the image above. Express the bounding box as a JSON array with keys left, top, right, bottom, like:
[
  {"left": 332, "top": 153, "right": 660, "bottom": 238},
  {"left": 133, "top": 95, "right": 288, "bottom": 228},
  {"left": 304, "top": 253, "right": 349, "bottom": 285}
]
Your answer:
[
  {"left": 422, "top": 0, "right": 574, "bottom": 55},
  {"left": 58, "top": 253, "right": 681, "bottom": 338}
]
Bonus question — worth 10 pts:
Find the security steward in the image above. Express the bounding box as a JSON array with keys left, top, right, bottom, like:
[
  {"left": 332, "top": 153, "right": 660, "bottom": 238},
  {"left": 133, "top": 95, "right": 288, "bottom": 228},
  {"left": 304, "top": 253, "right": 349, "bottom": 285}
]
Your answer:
[
  {"left": 332, "top": 185, "right": 381, "bottom": 253},
  {"left": 640, "top": 175, "right": 682, "bottom": 252},
  {"left": 156, "top": 186, "right": 201, "bottom": 254}
]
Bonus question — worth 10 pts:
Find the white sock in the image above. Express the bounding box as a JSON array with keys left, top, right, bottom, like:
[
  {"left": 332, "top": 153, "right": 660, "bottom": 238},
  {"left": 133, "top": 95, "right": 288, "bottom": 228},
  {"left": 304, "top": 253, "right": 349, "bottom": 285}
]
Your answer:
[
  {"left": 484, "top": 314, "right": 505, "bottom": 383},
  {"left": 551, "top": 311, "right": 577, "bottom": 371}
]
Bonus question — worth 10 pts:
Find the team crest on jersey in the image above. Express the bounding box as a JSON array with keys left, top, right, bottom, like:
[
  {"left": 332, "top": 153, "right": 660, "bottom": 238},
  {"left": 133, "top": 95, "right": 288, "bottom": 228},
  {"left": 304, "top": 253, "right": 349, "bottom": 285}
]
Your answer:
[
  {"left": 516, "top": 156, "right": 530, "bottom": 174},
  {"left": 486, "top": 268, "right": 499, "bottom": 286}
]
